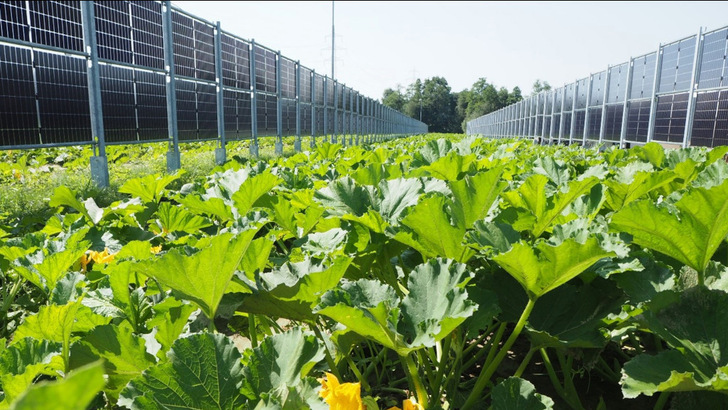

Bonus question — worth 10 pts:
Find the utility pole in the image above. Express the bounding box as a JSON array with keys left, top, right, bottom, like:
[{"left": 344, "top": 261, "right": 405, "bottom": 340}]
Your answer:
[{"left": 331, "top": 1, "right": 335, "bottom": 80}]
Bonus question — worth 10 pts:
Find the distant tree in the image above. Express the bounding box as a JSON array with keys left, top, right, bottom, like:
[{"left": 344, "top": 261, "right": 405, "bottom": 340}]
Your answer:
[
  {"left": 507, "top": 86, "right": 523, "bottom": 105},
  {"left": 382, "top": 76, "right": 523, "bottom": 133},
  {"left": 382, "top": 87, "right": 406, "bottom": 112},
  {"left": 403, "top": 79, "right": 423, "bottom": 121},
  {"left": 532, "top": 79, "right": 551, "bottom": 94},
  {"left": 420, "top": 76, "right": 459, "bottom": 133}
]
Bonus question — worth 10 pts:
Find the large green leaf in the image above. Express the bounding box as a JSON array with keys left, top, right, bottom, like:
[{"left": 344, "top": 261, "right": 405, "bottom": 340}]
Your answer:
[
  {"left": 399, "top": 195, "right": 474, "bottom": 262},
  {"left": 9, "top": 361, "right": 105, "bottom": 410},
  {"left": 413, "top": 151, "right": 476, "bottom": 181},
  {"left": 315, "top": 279, "right": 404, "bottom": 353},
  {"left": 612, "top": 253, "right": 675, "bottom": 304},
  {"left": 316, "top": 259, "right": 475, "bottom": 355},
  {"left": 141, "top": 230, "right": 258, "bottom": 320},
  {"left": 449, "top": 167, "right": 506, "bottom": 228},
  {"left": 176, "top": 195, "right": 234, "bottom": 223},
  {"left": 633, "top": 141, "right": 666, "bottom": 168},
  {"left": 414, "top": 138, "right": 452, "bottom": 165},
  {"left": 12, "top": 301, "right": 80, "bottom": 346},
  {"left": 492, "top": 238, "right": 615, "bottom": 299},
  {"left": 610, "top": 180, "right": 728, "bottom": 273},
  {"left": 467, "top": 221, "right": 521, "bottom": 255},
  {"left": 119, "top": 333, "right": 248, "bottom": 409},
  {"left": 526, "top": 283, "right": 623, "bottom": 348},
  {"left": 399, "top": 258, "right": 475, "bottom": 347},
  {"left": 375, "top": 178, "right": 425, "bottom": 224},
  {"left": 118, "top": 173, "right": 181, "bottom": 203},
  {"left": 314, "top": 142, "right": 342, "bottom": 161},
  {"left": 314, "top": 177, "right": 372, "bottom": 217},
  {"left": 241, "top": 328, "right": 325, "bottom": 402},
  {"left": 146, "top": 297, "right": 196, "bottom": 359},
  {"left": 152, "top": 202, "right": 212, "bottom": 234},
  {"left": 503, "top": 175, "right": 600, "bottom": 237},
  {"left": 604, "top": 168, "right": 677, "bottom": 211},
  {"left": 48, "top": 186, "right": 91, "bottom": 222},
  {"left": 13, "top": 246, "right": 87, "bottom": 296},
  {"left": 532, "top": 156, "right": 570, "bottom": 187},
  {"left": 491, "top": 377, "right": 554, "bottom": 410},
  {"left": 69, "top": 323, "right": 156, "bottom": 400},
  {"left": 238, "top": 257, "right": 351, "bottom": 321},
  {"left": 0, "top": 338, "right": 63, "bottom": 406},
  {"left": 232, "top": 171, "right": 282, "bottom": 216},
  {"left": 622, "top": 287, "right": 728, "bottom": 397}
]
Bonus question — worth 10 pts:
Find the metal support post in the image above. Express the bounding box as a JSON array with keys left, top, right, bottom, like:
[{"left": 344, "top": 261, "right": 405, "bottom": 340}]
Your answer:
[
  {"left": 80, "top": 1, "right": 109, "bottom": 187},
  {"left": 356, "top": 94, "right": 360, "bottom": 145},
  {"left": 323, "top": 76, "right": 328, "bottom": 142},
  {"left": 558, "top": 86, "right": 566, "bottom": 143},
  {"left": 540, "top": 93, "right": 548, "bottom": 143},
  {"left": 349, "top": 88, "right": 354, "bottom": 145},
  {"left": 214, "top": 21, "right": 226, "bottom": 165},
  {"left": 311, "top": 70, "right": 316, "bottom": 148},
  {"left": 619, "top": 59, "right": 635, "bottom": 147},
  {"left": 249, "top": 40, "right": 259, "bottom": 157},
  {"left": 523, "top": 97, "right": 531, "bottom": 138},
  {"left": 549, "top": 90, "right": 557, "bottom": 142},
  {"left": 683, "top": 28, "right": 704, "bottom": 148},
  {"left": 647, "top": 44, "right": 664, "bottom": 142},
  {"left": 570, "top": 82, "right": 578, "bottom": 144},
  {"left": 162, "top": 1, "right": 180, "bottom": 171},
  {"left": 599, "top": 67, "right": 611, "bottom": 143},
  {"left": 583, "top": 74, "right": 593, "bottom": 145},
  {"left": 275, "top": 51, "right": 283, "bottom": 155},
  {"left": 295, "top": 61, "right": 301, "bottom": 152},
  {"left": 332, "top": 79, "right": 338, "bottom": 143}
]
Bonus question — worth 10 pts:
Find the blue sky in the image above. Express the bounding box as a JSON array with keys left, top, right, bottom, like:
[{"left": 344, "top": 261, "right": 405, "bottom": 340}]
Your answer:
[{"left": 175, "top": 1, "right": 728, "bottom": 100}]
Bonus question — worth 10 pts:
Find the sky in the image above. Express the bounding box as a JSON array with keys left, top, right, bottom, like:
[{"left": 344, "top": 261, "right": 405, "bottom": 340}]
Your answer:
[{"left": 175, "top": 1, "right": 728, "bottom": 100}]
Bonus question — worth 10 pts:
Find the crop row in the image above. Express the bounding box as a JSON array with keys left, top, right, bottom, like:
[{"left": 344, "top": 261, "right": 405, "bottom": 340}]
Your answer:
[{"left": 1, "top": 134, "right": 728, "bottom": 409}]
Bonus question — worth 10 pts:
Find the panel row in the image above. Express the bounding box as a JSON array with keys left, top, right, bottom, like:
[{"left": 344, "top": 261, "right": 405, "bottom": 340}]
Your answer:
[{"left": 468, "top": 26, "right": 728, "bottom": 148}]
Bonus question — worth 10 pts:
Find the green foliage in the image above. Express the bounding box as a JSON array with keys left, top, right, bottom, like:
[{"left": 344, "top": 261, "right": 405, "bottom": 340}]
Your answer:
[
  {"left": 491, "top": 377, "right": 554, "bottom": 410},
  {"left": 140, "top": 231, "right": 259, "bottom": 320},
  {"left": 120, "top": 333, "right": 248, "bottom": 409},
  {"left": 3, "top": 134, "right": 728, "bottom": 409},
  {"left": 10, "top": 361, "right": 105, "bottom": 410}
]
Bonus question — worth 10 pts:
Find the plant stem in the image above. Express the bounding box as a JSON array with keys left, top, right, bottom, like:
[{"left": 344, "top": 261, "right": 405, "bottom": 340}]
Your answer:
[
  {"left": 556, "top": 349, "right": 585, "bottom": 410},
  {"left": 403, "top": 353, "right": 429, "bottom": 409},
  {"left": 654, "top": 391, "right": 671, "bottom": 410},
  {"left": 462, "top": 298, "right": 536, "bottom": 410},
  {"left": 463, "top": 322, "right": 506, "bottom": 371},
  {"left": 248, "top": 314, "right": 258, "bottom": 347},
  {"left": 418, "top": 349, "right": 436, "bottom": 389},
  {"left": 363, "top": 346, "right": 388, "bottom": 380},
  {"left": 513, "top": 348, "right": 535, "bottom": 378},
  {"left": 540, "top": 348, "right": 568, "bottom": 399},
  {"left": 433, "top": 333, "right": 453, "bottom": 400},
  {"left": 312, "top": 324, "right": 342, "bottom": 382},
  {"left": 345, "top": 354, "right": 371, "bottom": 393},
  {"left": 462, "top": 323, "right": 497, "bottom": 357}
]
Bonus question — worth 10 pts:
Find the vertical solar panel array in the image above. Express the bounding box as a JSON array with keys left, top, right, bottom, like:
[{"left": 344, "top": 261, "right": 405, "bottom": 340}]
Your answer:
[
  {"left": 693, "top": 28, "right": 728, "bottom": 147},
  {"left": 0, "top": 0, "right": 426, "bottom": 152},
  {"left": 299, "top": 66, "right": 312, "bottom": 136},
  {"left": 253, "top": 44, "right": 277, "bottom": 136},
  {"left": 220, "top": 32, "right": 251, "bottom": 140},
  {"left": 314, "top": 73, "right": 326, "bottom": 137},
  {"left": 326, "top": 78, "right": 335, "bottom": 136},
  {"left": 468, "top": 27, "right": 728, "bottom": 149},
  {"left": 280, "top": 57, "right": 296, "bottom": 135},
  {"left": 171, "top": 10, "right": 216, "bottom": 141}
]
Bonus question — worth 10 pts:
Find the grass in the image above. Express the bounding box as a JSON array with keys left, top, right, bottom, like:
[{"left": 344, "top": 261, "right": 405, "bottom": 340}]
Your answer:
[{"left": 0, "top": 134, "right": 384, "bottom": 235}]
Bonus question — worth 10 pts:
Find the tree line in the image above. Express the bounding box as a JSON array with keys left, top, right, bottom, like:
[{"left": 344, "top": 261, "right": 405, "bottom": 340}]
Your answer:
[{"left": 382, "top": 78, "right": 551, "bottom": 133}]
